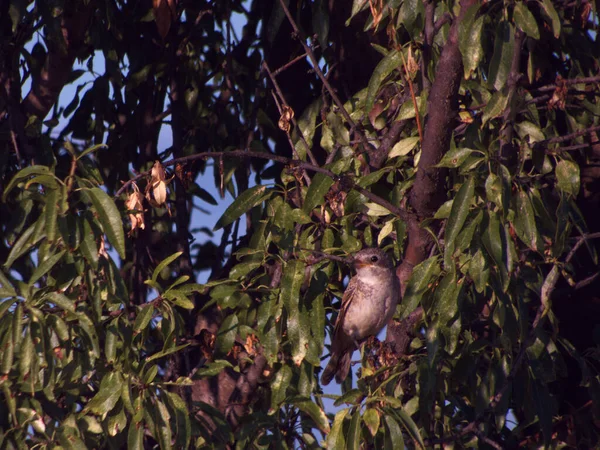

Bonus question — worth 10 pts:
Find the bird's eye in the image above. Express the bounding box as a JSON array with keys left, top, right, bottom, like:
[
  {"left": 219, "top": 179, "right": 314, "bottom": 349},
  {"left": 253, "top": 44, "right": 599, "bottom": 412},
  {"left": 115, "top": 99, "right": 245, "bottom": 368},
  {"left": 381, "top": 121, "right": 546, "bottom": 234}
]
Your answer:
[{"left": 370, "top": 255, "right": 378, "bottom": 262}]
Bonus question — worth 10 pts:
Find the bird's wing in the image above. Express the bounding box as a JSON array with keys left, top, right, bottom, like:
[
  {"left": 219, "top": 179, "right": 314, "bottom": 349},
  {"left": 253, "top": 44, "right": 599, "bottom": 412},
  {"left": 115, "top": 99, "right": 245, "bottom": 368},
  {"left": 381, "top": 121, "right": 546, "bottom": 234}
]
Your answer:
[{"left": 331, "top": 276, "right": 358, "bottom": 353}]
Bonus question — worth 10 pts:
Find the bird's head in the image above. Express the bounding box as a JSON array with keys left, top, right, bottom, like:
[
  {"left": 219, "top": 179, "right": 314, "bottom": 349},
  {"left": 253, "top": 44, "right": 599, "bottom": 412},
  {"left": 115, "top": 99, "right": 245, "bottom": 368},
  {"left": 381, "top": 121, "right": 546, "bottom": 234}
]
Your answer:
[{"left": 351, "top": 248, "right": 394, "bottom": 274}]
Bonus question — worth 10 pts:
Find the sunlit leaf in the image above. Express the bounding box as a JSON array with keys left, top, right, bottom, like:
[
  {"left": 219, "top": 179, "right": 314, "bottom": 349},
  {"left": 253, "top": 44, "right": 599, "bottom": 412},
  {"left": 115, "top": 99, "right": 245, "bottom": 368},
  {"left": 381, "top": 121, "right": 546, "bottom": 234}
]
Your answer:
[
  {"left": 555, "top": 159, "right": 580, "bottom": 196},
  {"left": 214, "top": 185, "right": 272, "bottom": 230},
  {"left": 86, "top": 187, "right": 126, "bottom": 259}
]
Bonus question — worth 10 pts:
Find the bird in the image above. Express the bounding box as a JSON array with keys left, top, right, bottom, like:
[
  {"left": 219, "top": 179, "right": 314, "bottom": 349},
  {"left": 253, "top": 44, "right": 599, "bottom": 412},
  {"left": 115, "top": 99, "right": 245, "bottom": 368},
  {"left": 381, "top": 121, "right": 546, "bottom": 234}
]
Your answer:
[{"left": 320, "top": 248, "right": 400, "bottom": 385}]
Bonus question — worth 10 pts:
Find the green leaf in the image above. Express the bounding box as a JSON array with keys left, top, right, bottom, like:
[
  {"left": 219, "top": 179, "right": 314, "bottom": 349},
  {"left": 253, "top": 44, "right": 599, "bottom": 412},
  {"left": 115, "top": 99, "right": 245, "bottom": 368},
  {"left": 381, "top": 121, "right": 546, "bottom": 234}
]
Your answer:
[
  {"left": 134, "top": 304, "right": 154, "bottom": 333},
  {"left": 334, "top": 388, "right": 364, "bottom": 406},
  {"left": 514, "top": 2, "right": 540, "bottom": 39},
  {"left": 378, "top": 220, "right": 395, "bottom": 245},
  {"left": 155, "top": 399, "right": 173, "bottom": 450},
  {"left": 189, "top": 183, "right": 218, "bottom": 205},
  {"left": 151, "top": 251, "right": 183, "bottom": 283},
  {"left": 393, "top": 408, "right": 425, "bottom": 449},
  {"left": 468, "top": 249, "right": 490, "bottom": 293},
  {"left": 29, "top": 250, "right": 65, "bottom": 286},
  {"left": 444, "top": 177, "right": 475, "bottom": 267},
  {"left": 293, "top": 98, "right": 322, "bottom": 158},
  {"left": 346, "top": 409, "right": 361, "bottom": 450},
  {"left": 434, "top": 271, "right": 461, "bottom": 322},
  {"left": 164, "top": 391, "right": 191, "bottom": 449},
  {"left": 107, "top": 405, "right": 127, "bottom": 437},
  {"left": 290, "top": 398, "right": 331, "bottom": 434},
  {"left": 77, "top": 313, "right": 100, "bottom": 358},
  {"left": 384, "top": 415, "right": 405, "bottom": 450},
  {"left": 488, "top": 21, "right": 515, "bottom": 90},
  {"left": 327, "top": 408, "right": 350, "bottom": 449},
  {"left": 366, "top": 50, "right": 402, "bottom": 112},
  {"left": 215, "top": 313, "right": 238, "bottom": 356},
  {"left": 4, "top": 222, "right": 36, "bottom": 269},
  {"left": 86, "top": 187, "right": 126, "bottom": 259},
  {"left": 77, "top": 143, "right": 107, "bottom": 160},
  {"left": 145, "top": 343, "right": 189, "bottom": 363},
  {"left": 85, "top": 372, "right": 123, "bottom": 415},
  {"left": 540, "top": 0, "right": 560, "bottom": 38},
  {"left": 458, "top": 4, "right": 483, "bottom": 77},
  {"left": 485, "top": 173, "right": 503, "bottom": 209},
  {"left": 163, "top": 290, "right": 195, "bottom": 309},
  {"left": 388, "top": 136, "right": 420, "bottom": 159},
  {"left": 127, "top": 420, "right": 144, "bottom": 450},
  {"left": 229, "top": 261, "right": 262, "bottom": 279},
  {"left": 555, "top": 160, "right": 580, "bottom": 196},
  {"left": 44, "top": 188, "right": 58, "bottom": 243},
  {"left": 270, "top": 365, "right": 292, "bottom": 409},
  {"left": 436, "top": 148, "right": 478, "bottom": 168},
  {"left": 514, "top": 189, "right": 541, "bottom": 251},
  {"left": 281, "top": 260, "right": 308, "bottom": 365},
  {"left": 363, "top": 408, "right": 380, "bottom": 437},
  {"left": 80, "top": 215, "right": 99, "bottom": 269},
  {"left": 214, "top": 185, "right": 271, "bottom": 230},
  {"left": 482, "top": 211, "right": 508, "bottom": 290},
  {"left": 2, "top": 165, "right": 52, "bottom": 200},
  {"left": 193, "top": 360, "right": 234, "bottom": 378},
  {"left": 482, "top": 88, "right": 509, "bottom": 125},
  {"left": 18, "top": 327, "right": 33, "bottom": 378},
  {"left": 45, "top": 292, "right": 76, "bottom": 312},
  {"left": 0, "top": 271, "right": 16, "bottom": 297},
  {"left": 399, "top": 257, "right": 440, "bottom": 319}
]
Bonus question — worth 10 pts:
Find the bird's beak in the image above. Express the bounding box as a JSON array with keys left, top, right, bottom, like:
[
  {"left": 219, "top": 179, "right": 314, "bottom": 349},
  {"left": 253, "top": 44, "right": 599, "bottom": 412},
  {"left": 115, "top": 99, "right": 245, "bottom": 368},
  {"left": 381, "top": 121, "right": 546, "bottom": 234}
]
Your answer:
[{"left": 352, "top": 260, "right": 372, "bottom": 269}]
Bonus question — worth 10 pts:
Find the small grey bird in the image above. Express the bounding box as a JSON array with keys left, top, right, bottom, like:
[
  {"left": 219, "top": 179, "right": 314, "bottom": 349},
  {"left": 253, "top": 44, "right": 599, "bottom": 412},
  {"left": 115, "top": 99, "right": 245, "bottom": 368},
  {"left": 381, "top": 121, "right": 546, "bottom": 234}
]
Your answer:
[{"left": 321, "top": 248, "right": 400, "bottom": 385}]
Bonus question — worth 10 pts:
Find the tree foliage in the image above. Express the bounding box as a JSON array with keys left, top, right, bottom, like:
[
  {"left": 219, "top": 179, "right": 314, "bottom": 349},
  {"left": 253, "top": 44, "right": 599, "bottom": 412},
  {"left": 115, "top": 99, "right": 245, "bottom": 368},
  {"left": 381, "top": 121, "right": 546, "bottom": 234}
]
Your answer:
[{"left": 2, "top": 0, "right": 600, "bottom": 448}]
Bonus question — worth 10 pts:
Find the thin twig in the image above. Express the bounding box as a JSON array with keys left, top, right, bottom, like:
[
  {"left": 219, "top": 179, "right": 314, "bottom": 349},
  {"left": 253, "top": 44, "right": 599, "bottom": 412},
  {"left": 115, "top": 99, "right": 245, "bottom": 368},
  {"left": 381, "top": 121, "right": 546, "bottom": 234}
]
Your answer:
[
  {"left": 276, "top": 0, "right": 373, "bottom": 153},
  {"left": 573, "top": 271, "right": 600, "bottom": 290},
  {"left": 262, "top": 61, "right": 318, "bottom": 167},
  {"left": 534, "top": 75, "right": 600, "bottom": 93},
  {"left": 399, "top": 49, "right": 423, "bottom": 141},
  {"left": 536, "top": 124, "right": 600, "bottom": 147},
  {"left": 272, "top": 48, "right": 319, "bottom": 77},
  {"left": 9, "top": 129, "right": 23, "bottom": 169}
]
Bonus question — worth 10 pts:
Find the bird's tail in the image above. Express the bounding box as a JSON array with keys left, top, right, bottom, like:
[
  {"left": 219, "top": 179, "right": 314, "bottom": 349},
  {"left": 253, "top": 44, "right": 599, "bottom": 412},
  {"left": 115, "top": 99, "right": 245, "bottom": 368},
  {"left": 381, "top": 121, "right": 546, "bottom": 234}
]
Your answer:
[{"left": 320, "top": 351, "right": 352, "bottom": 385}]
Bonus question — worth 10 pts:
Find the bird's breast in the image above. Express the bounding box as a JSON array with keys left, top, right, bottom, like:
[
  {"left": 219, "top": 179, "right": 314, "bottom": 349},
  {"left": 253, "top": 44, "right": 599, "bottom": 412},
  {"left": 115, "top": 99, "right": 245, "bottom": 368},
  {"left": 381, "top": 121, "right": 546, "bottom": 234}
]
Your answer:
[{"left": 342, "top": 275, "right": 398, "bottom": 340}]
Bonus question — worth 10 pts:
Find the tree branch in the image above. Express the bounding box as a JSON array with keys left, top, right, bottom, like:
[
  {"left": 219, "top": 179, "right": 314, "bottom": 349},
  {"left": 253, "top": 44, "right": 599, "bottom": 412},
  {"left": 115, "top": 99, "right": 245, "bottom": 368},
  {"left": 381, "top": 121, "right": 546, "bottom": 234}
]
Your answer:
[
  {"left": 115, "top": 149, "right": 414, "bottom": 224},
  {"left": 22, "top": 2, "right": 93, "bottom": 119}
]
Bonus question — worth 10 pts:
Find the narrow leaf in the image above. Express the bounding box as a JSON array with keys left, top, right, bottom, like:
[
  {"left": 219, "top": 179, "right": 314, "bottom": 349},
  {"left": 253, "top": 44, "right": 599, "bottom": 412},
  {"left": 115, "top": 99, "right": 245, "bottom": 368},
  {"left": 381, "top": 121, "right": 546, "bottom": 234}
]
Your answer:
[
  {"left": 151, "top": 251, "right": 183, "bottom": 283},
  {"left": 388, "top": 137, "right": 419, "bottom": 159},
  {"left": 366, "top": 50, "right": 402, "bottom": 112},
  {"left": 214, "top": 185, "right": 271, "bottom": 230},
  {"left": 303, "top": 173, "right": 335, "bottom": 214},
  {"left": 514, "top": 2, "right": 540, "bottom": 39},
  {"left": 555, "top": 160, "right": 580, "bottom": 196},
  {"left": 86, "top": 187, "right": 126, "bottom": 259},
  {"left": 134, "top": 304, "right": 154, "bottom": 333},
  {"left": 29, "top": 250, "right": 65, "bottom": 286},
  {"left": 280, "top": 260, "right": 308, "bottom": 366}
]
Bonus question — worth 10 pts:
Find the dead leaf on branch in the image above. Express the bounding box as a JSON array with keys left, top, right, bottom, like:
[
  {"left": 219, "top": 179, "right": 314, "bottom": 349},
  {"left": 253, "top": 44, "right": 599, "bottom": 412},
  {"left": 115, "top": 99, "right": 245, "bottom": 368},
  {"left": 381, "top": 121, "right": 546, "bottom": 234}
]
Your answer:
[
  {"left": 278, "top": 105, "right": 294, "bottom": 132},
  {"left": 98, "top": 235, "right": 109, "bottom": 259},
  {"left": 325, "top": 180, "right": 347, "bottom": 218},
  {"left": 244, "top": 334, "right": 259, "bottom": 357},
  {"left": 146, "top": 160, "right": 171, "bottom": 207},
  {"left": 548, "top": 76, "right": 567, "bottom": 111},
  {"left": 369, "top": 0, "right": 384, "bottom": 31},
  {"left": 405, "top": 46, "right": 419, "bottom": 78},
  {"left": 126, "top": 182, "right": 145, "bottom": 234}
]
